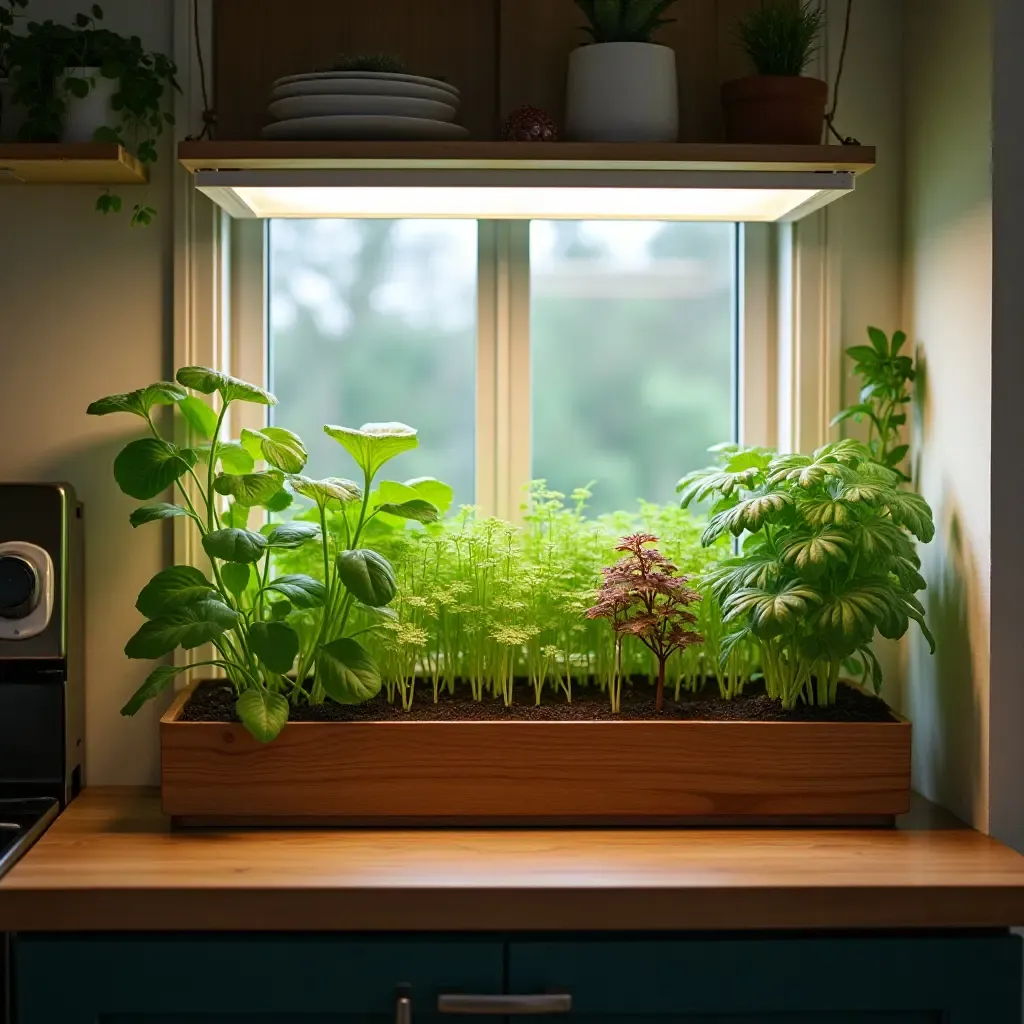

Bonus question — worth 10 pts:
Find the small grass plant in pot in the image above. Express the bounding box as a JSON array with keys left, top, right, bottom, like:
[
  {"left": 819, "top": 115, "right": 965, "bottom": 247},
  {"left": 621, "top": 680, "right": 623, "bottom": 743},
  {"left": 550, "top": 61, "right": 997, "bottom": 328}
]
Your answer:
[
  {"left": 566, "top": 0, "right": 681, "bottom": 142},
  {"left": 722, "top": 0, "right": 827, "bottom": 144},
  {"left": 8, "top": 4, "right": 178, "bottom": 225}
]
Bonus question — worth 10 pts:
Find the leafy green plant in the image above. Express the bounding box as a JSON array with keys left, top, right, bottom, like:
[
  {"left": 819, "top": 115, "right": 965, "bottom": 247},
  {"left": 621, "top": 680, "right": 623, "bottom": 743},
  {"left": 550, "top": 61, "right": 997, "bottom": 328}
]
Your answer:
[
  {"left": 573, "top": 0, "right": 679, "bottom": 44},
  {"left": 324, "top": 53, "right": 406, "bottom": 73},
  {"left": 734, "top": 0, "right": 824, "bottom": 76},
  {"left": 0, "top": 0, "right": 28, "bottom": 78},
  {"left": 88, "top": 368, "right": 439, "bottom": 742},
  {"left": 832, "top": 327, "right": 916, "bottom": 481},
  {"left": 587, "top": 534, "right": 703, "bottom": 713},
  {"left": 679, "top": 439, "right": 936, "bottom": 709},
  {"left": 9, "top": 5, "right": 178, "bottom": 226}
]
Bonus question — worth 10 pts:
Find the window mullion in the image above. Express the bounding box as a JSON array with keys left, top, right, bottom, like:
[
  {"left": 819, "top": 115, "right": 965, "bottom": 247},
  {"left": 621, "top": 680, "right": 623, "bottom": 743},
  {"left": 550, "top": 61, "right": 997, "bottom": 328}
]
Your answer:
[{"left": 477, "top": 221, "right": 532, "bottom": 522}]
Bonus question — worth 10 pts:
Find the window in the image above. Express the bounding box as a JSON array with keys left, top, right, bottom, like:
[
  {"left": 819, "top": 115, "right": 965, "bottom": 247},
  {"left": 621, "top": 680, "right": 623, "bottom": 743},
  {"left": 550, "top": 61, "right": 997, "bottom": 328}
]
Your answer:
[
  {"left": 260, "top": 218, "right": 745, "bottom": 520},
  {"left": 269, "top": 220, "right": 479, "bottom": 508}
]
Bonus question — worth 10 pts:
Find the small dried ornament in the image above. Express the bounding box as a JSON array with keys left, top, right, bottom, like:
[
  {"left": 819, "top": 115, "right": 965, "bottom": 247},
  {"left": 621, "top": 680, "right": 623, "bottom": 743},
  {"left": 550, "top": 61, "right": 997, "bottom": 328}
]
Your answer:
[{"left": 501, "top": 106, "right": 558, "bottom": 142}]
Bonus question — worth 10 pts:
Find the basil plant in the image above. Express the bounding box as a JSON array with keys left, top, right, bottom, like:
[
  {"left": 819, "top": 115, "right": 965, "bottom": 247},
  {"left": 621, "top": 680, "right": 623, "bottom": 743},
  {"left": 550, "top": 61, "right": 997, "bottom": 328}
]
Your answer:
[
  {"left": 678, "top": 439, "right": 936, "bottom": 710},
  {"left": 88, "top": 367, "right": 439, "bottom": 742}
]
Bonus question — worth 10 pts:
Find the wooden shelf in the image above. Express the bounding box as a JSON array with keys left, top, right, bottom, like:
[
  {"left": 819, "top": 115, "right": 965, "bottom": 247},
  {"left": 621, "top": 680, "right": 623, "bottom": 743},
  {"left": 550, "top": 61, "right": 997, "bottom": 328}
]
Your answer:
[
  {"left": 179, "top": 141, "right": 876, "bottom": 175},
  {"left": 0, "top": 143, "right": 146, "bottom": 184},
  {"left": 2, "top": 788, "right": 1024, "bottom": 933}
]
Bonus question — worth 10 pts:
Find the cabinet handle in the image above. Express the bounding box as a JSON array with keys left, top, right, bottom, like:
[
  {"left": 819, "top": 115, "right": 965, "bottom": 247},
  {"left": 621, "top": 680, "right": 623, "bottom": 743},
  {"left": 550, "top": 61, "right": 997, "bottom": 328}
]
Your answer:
[
  {"left": 438, "top": 993, "right": 572, "bottom": 1015},
  {"left": 395, "top": 984, "right": 413, "bottom": 1024}
]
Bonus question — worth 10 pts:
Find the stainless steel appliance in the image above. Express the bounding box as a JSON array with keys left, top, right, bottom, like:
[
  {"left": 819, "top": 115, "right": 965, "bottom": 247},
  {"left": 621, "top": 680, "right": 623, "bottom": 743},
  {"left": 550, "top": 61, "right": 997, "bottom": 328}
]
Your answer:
[{"left": 0, "top": 484, "right": 84, "bottom": 1023}]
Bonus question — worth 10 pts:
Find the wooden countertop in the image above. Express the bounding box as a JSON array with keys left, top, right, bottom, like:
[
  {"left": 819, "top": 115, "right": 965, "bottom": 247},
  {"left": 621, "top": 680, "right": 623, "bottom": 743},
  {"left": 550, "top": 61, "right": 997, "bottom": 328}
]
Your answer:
[{"left": 3, "top": 788, "right": 1024, "bottom": 933}]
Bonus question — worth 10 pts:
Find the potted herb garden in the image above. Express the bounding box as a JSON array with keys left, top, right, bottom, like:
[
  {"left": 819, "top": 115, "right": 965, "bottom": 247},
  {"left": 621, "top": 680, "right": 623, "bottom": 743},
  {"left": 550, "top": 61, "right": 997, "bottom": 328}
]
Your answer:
[
  {"left": 565, "top": 0, "right": 681, "bottom": 143},
  {"left": 722, "top": 0, "right": 828, "bottom": 145},
  {"left": 90, "top": 329, "right": 930, "bottom": 826}
]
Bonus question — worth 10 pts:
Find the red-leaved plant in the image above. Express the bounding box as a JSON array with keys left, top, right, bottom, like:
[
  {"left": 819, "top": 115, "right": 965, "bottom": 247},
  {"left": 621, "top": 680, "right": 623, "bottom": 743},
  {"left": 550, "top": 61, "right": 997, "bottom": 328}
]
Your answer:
[{"left": 586, "top": 534, "right": 703, "bottom": 713}]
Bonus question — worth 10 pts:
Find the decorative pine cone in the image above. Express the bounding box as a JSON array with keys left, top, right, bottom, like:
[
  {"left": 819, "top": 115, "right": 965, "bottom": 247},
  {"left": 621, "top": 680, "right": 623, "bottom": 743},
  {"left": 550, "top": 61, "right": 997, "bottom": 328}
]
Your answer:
[{"left": 501, "top": 106, "right": 559, "bottom": 142}]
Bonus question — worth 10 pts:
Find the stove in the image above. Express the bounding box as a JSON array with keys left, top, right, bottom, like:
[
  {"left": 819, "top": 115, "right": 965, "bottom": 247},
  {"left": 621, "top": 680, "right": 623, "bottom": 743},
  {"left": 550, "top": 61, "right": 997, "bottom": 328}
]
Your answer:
[{"left": 0, "top": 484, "right": 84, "bottom": 1024}]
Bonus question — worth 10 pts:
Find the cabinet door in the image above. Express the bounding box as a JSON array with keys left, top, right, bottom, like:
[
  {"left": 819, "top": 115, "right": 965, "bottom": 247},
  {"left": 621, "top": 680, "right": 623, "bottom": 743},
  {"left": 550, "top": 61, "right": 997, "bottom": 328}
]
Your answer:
[
  {"left": 14, "top": 935, "right": 503, "bottom": 1024},
  {"left": 508, "top": 935, "right": 1022, "bottom": 1023}
]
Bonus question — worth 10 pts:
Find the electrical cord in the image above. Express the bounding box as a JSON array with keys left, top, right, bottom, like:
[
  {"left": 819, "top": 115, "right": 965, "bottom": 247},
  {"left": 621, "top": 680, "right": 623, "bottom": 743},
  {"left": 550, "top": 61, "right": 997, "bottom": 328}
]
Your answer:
[
  {"left": 824, "top": 0, "right": 860, "bottom": 146},
  {"left": 185, "top": 0, "right": 216, "bottom": 141}
]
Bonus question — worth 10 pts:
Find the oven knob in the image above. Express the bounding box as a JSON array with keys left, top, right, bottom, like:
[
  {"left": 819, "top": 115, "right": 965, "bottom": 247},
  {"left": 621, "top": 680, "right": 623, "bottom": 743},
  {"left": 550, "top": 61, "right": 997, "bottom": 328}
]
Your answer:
[{"left": 0, "top": 555, "right": 39, "bottom": 620}]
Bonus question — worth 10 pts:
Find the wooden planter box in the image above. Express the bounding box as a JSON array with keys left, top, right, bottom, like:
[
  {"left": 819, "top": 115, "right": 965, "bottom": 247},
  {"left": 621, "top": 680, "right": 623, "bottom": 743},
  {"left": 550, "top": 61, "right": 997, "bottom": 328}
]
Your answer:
[{"left": 161, "top": 682, "right": 911, "bottom": 826}]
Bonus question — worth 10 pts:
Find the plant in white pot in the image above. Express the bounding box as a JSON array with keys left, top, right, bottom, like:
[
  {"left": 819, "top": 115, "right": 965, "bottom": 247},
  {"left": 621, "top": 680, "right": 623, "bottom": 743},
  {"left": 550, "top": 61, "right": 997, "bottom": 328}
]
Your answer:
[
  {"left": 9, "top": 5, "right": 178, "bottom": 225},
  {"left": 566, "top": 0, "right": 680, "bottom": 143},
  {"left": 0, "top": 0, "right": 29, "bottom": 142},
  {"left": 722, "top": 0, "right": 828, "bottom": 145}
]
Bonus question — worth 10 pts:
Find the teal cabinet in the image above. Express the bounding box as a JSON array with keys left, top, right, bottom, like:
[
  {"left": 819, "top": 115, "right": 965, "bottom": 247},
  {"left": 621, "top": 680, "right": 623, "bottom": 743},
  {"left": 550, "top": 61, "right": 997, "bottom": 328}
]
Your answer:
[
  {"left": 13, "top": 936, "right": 503, "bottom": 1023},
  {"left": 12, "top": 932, "right": 1023, "bottom": 1023},
  {"left": 508, "top": 935, "right": 1023, "bottom": 1022}
]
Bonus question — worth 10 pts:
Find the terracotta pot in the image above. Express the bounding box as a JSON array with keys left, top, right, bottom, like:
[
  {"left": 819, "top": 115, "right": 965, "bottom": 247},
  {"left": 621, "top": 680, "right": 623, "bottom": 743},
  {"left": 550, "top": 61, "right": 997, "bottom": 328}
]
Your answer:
[{"left": 722, "top": 75, "right": 828, "bottom": 145}]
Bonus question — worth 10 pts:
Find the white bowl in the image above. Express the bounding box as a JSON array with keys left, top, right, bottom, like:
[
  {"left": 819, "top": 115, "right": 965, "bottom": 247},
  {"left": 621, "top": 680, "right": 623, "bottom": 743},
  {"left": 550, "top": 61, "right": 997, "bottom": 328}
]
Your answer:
[
  {"left": 261, "top": 115, "right": 471, "bottom": 141},
  {"left": 268, "top": 94, "right": 458, "bottom": 123},
  {"left": 272, "top": 78, "right": 460, "bottom": 106},
  {"left": 273, "top": 71, "right": 460, "bottom": 100}
]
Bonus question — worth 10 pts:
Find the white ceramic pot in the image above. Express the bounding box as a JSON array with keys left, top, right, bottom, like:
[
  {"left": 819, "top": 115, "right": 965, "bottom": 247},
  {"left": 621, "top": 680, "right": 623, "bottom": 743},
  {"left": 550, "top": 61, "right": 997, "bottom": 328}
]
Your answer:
[
  {"left": 0, "top": 76, "right": 26, "bottom": 142},
  {"left": 566, "top": 42, "right": 679, "bottom": 143},
  {"left": 60, "top": 67, "right": 118, "bottom": 142}
]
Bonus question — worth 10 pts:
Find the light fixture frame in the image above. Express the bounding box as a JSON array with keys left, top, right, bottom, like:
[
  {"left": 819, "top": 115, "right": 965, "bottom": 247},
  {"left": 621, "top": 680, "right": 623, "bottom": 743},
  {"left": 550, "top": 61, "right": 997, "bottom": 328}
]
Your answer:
[{"left": 194, "top": 168, "right": 855, "bottom": 223}]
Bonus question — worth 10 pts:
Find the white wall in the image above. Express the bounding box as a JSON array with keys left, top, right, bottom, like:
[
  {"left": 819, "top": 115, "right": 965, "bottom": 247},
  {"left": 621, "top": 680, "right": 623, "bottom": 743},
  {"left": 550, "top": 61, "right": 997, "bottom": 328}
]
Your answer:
[
  {"left": 902, "top": 0, "right": 993, "bottom": 830},
  {"left": 0, "top": 0, "right": 174, "bottom": 785}
]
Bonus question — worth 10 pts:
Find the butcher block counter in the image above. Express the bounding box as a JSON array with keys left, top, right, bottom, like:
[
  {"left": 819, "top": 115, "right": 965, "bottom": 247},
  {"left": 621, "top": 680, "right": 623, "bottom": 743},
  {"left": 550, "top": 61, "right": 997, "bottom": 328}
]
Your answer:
[{"left": 3, "top": 787, "right": 1024, "bottom": 932}]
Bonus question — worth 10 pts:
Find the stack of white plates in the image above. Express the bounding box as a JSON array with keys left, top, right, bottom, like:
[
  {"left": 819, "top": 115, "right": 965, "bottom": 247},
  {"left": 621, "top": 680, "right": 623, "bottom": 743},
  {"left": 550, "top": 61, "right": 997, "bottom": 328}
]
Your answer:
[{"left": 263, "top": 71, "right": 469, "bottom": 141}]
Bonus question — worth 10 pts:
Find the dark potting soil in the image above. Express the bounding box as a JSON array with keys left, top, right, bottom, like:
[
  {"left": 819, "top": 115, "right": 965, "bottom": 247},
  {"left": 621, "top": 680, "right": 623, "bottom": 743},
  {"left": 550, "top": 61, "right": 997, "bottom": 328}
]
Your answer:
[{"left": 180, "top": 678, "right": 898, "bottom": 725}]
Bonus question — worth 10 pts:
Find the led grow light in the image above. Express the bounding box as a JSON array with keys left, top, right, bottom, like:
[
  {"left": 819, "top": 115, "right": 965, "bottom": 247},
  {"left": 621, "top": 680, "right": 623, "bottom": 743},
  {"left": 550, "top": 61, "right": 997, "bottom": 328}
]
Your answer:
[{"left": 194, "top": 169, "right": 855, "bottom": 223}]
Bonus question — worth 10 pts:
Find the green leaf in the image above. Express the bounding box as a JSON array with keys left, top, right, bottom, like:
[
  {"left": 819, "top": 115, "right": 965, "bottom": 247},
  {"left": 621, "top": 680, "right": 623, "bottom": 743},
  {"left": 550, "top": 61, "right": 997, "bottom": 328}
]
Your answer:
[
  {"left": 125, "top": 599, "right": 240, "bottom": 659},
  {"left": 114, "top": 439, "right": 197, "bottom": 501},
  {"left": 214, "top": 469, "right": 285, "bottom": 508},
  {"left": 240, "top": 426, "right": 308, "bottom": 473},
  {"left": 130, "top": 503, "right": 192, "bottom": 528},
  {"left": 249, "top": 621, "right": 299, "bottom": 675},
  {"left": 336, "top": 549, "right": 397, "bottom": 607},
  {"left": 120, "top": 664, "right": 190, "bottom": 717},
  {"left": 867, "top": 326, "right": 889, "bottom": 356},
  {"left": 263, "top": 522, "right": 320, "bottom": 549},
  {"left": 884, "top": 444, "right": 910, "bottom": 468},
  {"left": 176, "top": 366, "right": 277, "bottom": 406},
  {"left": 797, "top": 496, "right": 854, "bottom": 529},
  {"left": 222, "top": 502, "right": 250, "bottom": 530},
  {"left": 845, "top": 345, "right": 882, "bottom": 364},
  {"left": 202, "top": 528, "right": 269, "bottom": 564},
  {"left": 702, "top": 491, "right": 793, "bottom": 545},
  {"left": 288, "top": 475, "right": 362, "bottom": 508},
  {"left": 377, "top": 499, "right": 440, "bottom": 524},
  {"left": 263, "top": 574, "right": 327, "bottom": 609},
  {"left": 886, "top": 490, "right": 935, "bottom": 543},
  {"left": 816, "top": 581, "right": 896, "bottom": 644},
  {"left": 136, "top": 565, "right": 217, "bottom": 618},
  {"left": 325, "top": 422, "right": 418, "bottom": 481},
  {"left": 87, "top": 381, "right": 187, "bottom": 419},
  {"left": 236, "top": 689, "right": 289, "bottom": 743},
  {"left": 404, "top": 477, "right": 454, "bottom": 516},
  {"left": 779, "top": 529, "right": 852, "bottom": 576},
  {"left": 316, "top": 637, "right": 382, "bottom": 704},
  {"left": 265, "top": 489, "right": 294, "bottom": 513},
  {"left": 724, "top": 582, "right": 823, "bottom": 637},
  {"left": 221, "top": 562, "right": 251, "bottom": 598},
  {"left": 178, "top": 396, "right": 219, "bottom": 439},
  {"left": 891, "top": 330, "right": 907, "bottom": 356}
]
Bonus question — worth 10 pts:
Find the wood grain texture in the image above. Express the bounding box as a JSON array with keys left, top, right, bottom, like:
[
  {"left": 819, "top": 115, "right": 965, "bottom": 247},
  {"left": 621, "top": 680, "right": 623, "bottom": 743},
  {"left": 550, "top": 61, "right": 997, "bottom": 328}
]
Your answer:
[
  {"left": 213, "top": 0, "right": 499, "bottom": 140},
  {"left": 160, "top": 684, "right": 910, "bottom": 825},
  {"left": 0, "top": 143, "right": 146, "bottom": 183},
  {"left": 498, "top": 0, "right": 766, "bottom": 141},
  {"left": 178, "top": 140, "right": 876, "bottom": 172},
  {"left": 3, "top": 788, "right": 1024, "bottom": 932}
]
